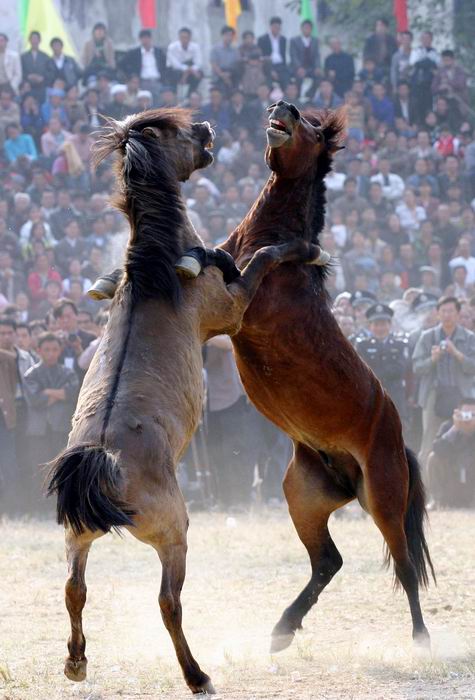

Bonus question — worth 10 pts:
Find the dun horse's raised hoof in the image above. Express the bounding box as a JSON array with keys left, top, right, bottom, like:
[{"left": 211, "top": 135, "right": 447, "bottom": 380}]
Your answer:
[
  {"left": 64, "top": 657, "right": 87, "bottom": 682},
  {"left": 175, "top": 255, "right": 202, "bottom": 279},
  {"left": 270, "top": 632, "right": 295, "bottom": 654}
]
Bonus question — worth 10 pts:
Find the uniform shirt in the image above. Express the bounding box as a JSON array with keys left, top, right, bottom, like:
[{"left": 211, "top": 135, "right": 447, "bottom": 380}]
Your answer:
[{"left": 356, "top": 332, "right": 409, "bottom": 417}]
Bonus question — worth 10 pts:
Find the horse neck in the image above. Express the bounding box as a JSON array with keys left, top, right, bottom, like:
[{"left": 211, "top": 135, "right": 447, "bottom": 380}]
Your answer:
[
  {"left": 233, "top": 169, "right": 326, "bottom": 251},
  {"left": 127, "top": 180, "right": 199, "bottom": 250},
  {"left": 123, "top": 178, "right": 201, "bottom": 304}
]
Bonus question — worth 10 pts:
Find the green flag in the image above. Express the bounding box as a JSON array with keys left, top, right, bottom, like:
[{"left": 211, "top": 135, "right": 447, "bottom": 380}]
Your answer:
[
  {"left": 20, "top": 0, "right": 31, "bottom": 36},
  {"left": 300, "top": 0, "right": 317, "bottom": 36}
]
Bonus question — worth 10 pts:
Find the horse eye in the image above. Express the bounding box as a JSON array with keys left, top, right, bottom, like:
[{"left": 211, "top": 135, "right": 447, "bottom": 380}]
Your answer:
[{"left": 289, "top": 105, "right": 300, "bottom": 120}]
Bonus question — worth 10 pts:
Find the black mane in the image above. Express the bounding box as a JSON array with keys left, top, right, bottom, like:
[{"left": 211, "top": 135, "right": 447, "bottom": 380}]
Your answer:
[{"left": 93, "top": 109, "right": 194, "bottom": 306}]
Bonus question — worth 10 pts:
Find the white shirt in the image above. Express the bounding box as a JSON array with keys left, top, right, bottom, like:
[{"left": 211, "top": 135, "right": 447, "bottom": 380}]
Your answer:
[
  {"left": 395, "top": 202, "right": 427, "bottom": 233},
  {"left": 141, "top": 47, "right": 160, "bottom": 80},
  {"left": 54, "top": 54, "right": 65, "bottom": 69},
  {"left": 166, "top": 41, "right": 202, "bottom": 72},
  {"left": 371, "top": 172, "right": 405, "bottom": 201},
  {"left": 449, "top": 255, "right": 475, "bottom": 285},
  {"left": 269, "top": 34, "right": 283, "bottom": 64}
]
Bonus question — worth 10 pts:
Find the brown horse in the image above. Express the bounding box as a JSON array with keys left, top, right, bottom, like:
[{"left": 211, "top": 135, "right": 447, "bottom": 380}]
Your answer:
[
  {"left": 46, "top": 108, "right": 323, "bottom": 694},
  {"left": 221, "top": 101, "right": 435, "bottom": 653}
]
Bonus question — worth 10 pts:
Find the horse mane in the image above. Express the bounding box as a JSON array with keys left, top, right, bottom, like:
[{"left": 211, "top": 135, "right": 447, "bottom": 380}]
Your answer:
[
  {"left": 93, "top": 108, "right": 194, "bottom": 306},
  {"left": 301, "top": 108, "right": 347, "bottom": 288},
  {"left": 301, "top": 107, "right": 347, "bottom": 249}
]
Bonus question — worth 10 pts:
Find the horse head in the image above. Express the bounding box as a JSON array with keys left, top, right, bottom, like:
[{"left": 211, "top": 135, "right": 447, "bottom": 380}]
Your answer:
[
  {"left": 265, "top": 101, "right": 347, "bottom": 180},
  {"left": 93, "top": 108, "right": 215, "bottom": 183}
]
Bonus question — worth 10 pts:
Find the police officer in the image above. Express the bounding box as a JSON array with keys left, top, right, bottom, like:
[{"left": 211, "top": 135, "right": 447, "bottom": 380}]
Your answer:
[
  {"left": 356, "top": 303, "right": 409, "bottom": 423},
  {"left": 348, "top": 290, "right": 378, "bottom": 346},
  {"left": 406, "top": 292, "right": 439, "bottom": 451},
  {"left": 407, "top": 292, "right": 439, "bottom": 355}
]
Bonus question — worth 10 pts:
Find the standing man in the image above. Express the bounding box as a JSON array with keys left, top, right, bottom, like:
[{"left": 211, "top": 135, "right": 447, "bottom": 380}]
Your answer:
[
  {"left": 46, "top": 37, "right": 82, "bottom": 90},
  {"left": 24, "top": 332, "right": 79, "bottom": 511},
  {"left": 413, "top": 296, "right": 475, "bottom": 473},
  {"left": 363, "top": 18, "right": 398, "bottom": 80},
  {"left": 210, "top": 26, "right": 241, "bottom": 95},
  {"left": 52, "top": 299, "right": 96, "bottom": 381},
  {"left": 324, "top": 37, "right": 355, "bottom": 99},
  {"left": 120, "top": 30, "right": 165, "bottom": 105},
  {"left": 21, "top": 31, "right": 50, "bottom": 102},
  {"left": 289, "top": 19, "right": 321, "bottom": 97},
  {"left": 410, "top": 31, "right": 440, "bottom": 124},
  {"left": 166, "top": 27, "right": 203, "bottom": 96},
  {"left": 258, "top": 16, "right": 288, "bottom": 88},
  {"left": 0, "top": 33, "right": 21, "bottom": 94},
  {"left": 0, "top": 318, "right": 35, "bottom": 507},
  {"left": 356, "top": 304, "right": 409, "bottom": 425},
  {"left": 0, "top": 322, "right": 17, "bottom": 502}
]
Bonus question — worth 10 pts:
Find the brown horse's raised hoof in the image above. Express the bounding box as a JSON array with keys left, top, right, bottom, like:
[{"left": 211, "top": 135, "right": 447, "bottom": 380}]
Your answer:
[
  {"left": 175, "top": 255, "right": 202, "bottom": 279},
  {"left": 189, "top": 673, "right": 216, "bottom": 694},
  {"left": 64, "top": 657, "right": 87, "bottom": 682},
  {"left": 270, "top": 631, "right": 295, "bottom": 653}
]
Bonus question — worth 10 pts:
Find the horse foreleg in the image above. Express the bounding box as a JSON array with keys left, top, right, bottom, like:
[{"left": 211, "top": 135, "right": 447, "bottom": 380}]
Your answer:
[
  {"left": 233, "top": 241, "right": 324, "bottom": 302},
  {"left": 63, "top": 529, "right": 98, "bottom": 681},
  {"left": 271, "top": 443, "right": 353, "bottom": 653}
]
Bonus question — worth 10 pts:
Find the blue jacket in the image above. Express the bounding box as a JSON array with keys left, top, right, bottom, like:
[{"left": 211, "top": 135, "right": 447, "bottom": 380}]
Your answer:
[{"left": 4, "top": 133, "right": 37, "bottom": 163}]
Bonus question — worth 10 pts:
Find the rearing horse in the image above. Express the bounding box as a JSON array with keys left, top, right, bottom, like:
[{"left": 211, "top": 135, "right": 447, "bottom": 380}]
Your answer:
[
  {"left": 47, "top": 108, "right": 323, "bottom": 694},
  {"left": 221, "top": 101, "right": 435, "bottom": 653}
]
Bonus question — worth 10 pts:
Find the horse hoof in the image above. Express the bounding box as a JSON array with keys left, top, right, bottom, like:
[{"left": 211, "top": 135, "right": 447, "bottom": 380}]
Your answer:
[
  {"left": 175, "top": 255, "right": 202, "bottom": 279},
  {"left": 414, "top": 629, "right": 431, "bottom": 652},
  {"left": 64, "top": 657, "right": 87, "bottom": 682},
  {"left": 190, "top": 673, "right": 215, "bottom": 694},
  {"left": 87, "top": 276, "right": 119, "bottom": 300},
  {"left": 270, "top": 631, "right": 295, "bottom": 653},
  {"left": 311, "top": 249, "right": 331, "bottom": 266}
]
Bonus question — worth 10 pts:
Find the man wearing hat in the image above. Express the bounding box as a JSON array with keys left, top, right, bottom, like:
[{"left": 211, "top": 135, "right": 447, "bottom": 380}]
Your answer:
[
  {"left": 419, "top": 265, "right": 442, "bottom": 297},
  {"left": 106, "top": 84, "right": 133, "bottom": 121},
  {"left": 348, "top": 290, "right": 377, "bottom": 344},
  {"left": 356, "top": 303, "right": 409, "bottom": 423}
]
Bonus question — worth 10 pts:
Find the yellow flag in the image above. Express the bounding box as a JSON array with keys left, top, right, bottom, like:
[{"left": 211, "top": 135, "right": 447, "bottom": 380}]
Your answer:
[
  {"left": 25, "top": 0, "right": 77, "bottom": 58},
  {"left": 224, "top": 0, "right": 242, "bottom": 30}
]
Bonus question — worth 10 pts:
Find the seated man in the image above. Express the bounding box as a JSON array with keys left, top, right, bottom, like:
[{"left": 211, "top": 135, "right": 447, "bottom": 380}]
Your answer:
[{"left": 427, "top": 396, "right": 475, "bottom": 507}]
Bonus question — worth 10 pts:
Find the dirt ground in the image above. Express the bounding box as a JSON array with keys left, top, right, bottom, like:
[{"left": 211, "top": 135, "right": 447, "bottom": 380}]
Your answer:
[{"left": 0, "top": 507, "right": 474, "bottom": 700}]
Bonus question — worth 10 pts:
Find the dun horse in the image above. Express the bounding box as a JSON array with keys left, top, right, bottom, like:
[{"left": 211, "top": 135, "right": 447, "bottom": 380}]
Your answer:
[
  {"left": 47, "top": 108, "right": 323, "bottom": 694},
  {"left": 221, "top": 101, "right": 435, "bottom": 653}
]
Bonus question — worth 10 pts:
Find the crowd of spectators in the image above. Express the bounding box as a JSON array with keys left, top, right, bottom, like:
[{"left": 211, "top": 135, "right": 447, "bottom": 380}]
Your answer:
[{"left": 0, "top": 14, "right": 475, "bottom": 514}]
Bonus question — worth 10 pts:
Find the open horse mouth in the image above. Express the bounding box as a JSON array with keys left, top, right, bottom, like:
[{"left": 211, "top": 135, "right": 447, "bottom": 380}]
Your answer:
[{"left": 266, "top": 101, "right": 300, "bottom": 148}]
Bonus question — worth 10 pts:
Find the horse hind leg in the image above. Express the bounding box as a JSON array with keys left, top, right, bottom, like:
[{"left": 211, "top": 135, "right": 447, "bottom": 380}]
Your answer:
[
  {"left": 363, "top": 446, "right": 431, "bottom": 648},
  {"left": 271, "top": 443, "right": 354, "bottom": 653},
  {"left": 63, "top": 528, "right": 101, "bottom": 681},
  {"left": 132, "top": 479, "right": 214, "bottom": 695}
]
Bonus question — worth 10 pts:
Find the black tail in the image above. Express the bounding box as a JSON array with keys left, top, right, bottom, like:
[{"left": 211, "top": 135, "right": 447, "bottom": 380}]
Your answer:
[
  {"left": 46, "top": 444, "right": 135, "bottom": 536},
  {"left": 386, "top": 448, "right": 436, "bottom": 589}
]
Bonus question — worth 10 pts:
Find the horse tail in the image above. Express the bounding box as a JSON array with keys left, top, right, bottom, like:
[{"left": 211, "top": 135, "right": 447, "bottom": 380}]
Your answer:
[
  {"left": 386, "top": 447, "right": 436, "bottom": 589},
  {"left": 46, "top": 444, "right": 135, "bottom": 536}
]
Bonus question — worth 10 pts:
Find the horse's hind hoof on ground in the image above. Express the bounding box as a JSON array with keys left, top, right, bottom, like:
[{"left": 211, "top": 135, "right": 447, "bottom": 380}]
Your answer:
[
  {"left": 413, "top": 628, "right": 431, "bottom": 653},
  {"left": 189, "top": 672, "right": 216, "bottom": 694},
  {"left": 64, "top": 657, "right": 87, "bottom": 682},
  {"left": 270, "top": 630, "right": 295, "bottom": 653}
]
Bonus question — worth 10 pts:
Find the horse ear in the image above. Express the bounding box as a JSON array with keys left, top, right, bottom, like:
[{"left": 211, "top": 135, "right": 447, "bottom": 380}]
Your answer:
[
  {"left": 266, "top": 103, "right": 277, "bottom": 112},
  {"left": 142, "top": 126, "right": 162, "bottom": 139}
]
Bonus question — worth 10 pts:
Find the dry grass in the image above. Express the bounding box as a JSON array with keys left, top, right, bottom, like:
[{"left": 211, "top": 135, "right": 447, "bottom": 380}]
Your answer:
[{"left": 0, "top": 507, "right": 474, "bottom": 699}]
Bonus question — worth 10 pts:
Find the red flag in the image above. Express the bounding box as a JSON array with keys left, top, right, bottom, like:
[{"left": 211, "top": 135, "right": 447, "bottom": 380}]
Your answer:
[
  {"left": 138, "top": 0, "right": 156, "bottom": 28},
  {"left": 393, "top": 0, "right": 408, "bottom": 31}
]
